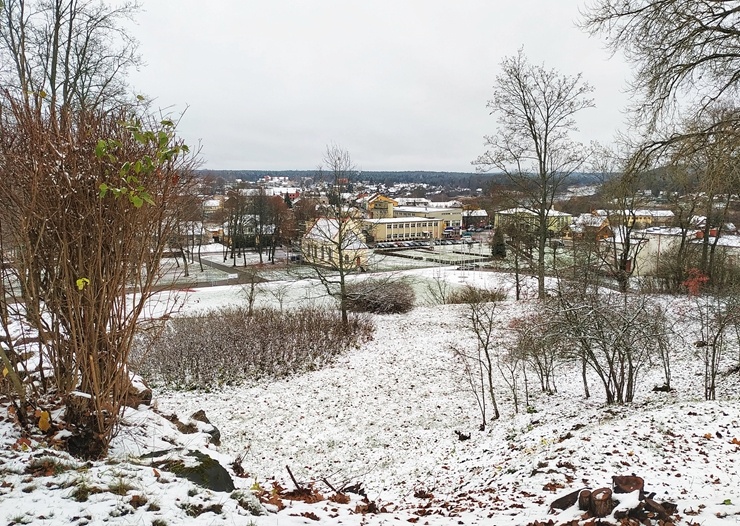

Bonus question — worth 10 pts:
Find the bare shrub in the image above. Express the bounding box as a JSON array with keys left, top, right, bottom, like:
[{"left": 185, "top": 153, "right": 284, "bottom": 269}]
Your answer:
[
  {"left": 548, "top": 284, "right": 672, "bottom": 404},
  {"left": 135, "top": 307, "right": 374, "bottom": 389},
  {"left": 688, "top": 290, "right": 740, "bottom": 400},
  {"left": 0, "top": 101, "right": 194, "bottom": 458},
  {"left": 511, "top": 313, "right": 559, "bottom": 395},
  {"left": 451, "top": 297, "right": 503, "bottom": 430},
  {"left": 447, "top": 285, "right": 506, "bottom": 305},
  {"left": 425, "top": 270, "right": 454, "bottom": 305},
  {"left": 345, "top": 278, "right": 415, "bottom": 314}
]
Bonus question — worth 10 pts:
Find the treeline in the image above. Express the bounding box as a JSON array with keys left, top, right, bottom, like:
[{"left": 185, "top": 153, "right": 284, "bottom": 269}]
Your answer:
[{"left": 198, "top": 169, "right": 604, "bottom": 189}]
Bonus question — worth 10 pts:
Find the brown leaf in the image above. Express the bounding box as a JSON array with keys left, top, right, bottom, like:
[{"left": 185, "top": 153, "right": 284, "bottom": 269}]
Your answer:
[{"left": 329, "top": 493, "right": 350, "bottom": 504}]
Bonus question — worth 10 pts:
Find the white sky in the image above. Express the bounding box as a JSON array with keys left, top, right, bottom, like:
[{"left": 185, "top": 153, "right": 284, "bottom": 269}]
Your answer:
[{"left": 128, "top": 1, "right": 633, "bottom": 172}]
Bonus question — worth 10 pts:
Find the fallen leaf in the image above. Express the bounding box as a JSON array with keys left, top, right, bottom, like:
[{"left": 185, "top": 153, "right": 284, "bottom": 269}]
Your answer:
[{"left": 38, "top": 411, "right": 51, "bottom": 432}]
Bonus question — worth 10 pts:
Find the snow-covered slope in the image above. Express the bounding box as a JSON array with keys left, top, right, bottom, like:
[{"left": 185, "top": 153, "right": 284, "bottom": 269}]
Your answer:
[{"left": 1, "top": 271, "right": 739, "bottom": 526}]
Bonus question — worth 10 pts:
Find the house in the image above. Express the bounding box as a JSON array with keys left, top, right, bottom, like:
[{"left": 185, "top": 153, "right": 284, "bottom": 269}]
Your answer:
[
  {"left": 302, "top": 218, "right": 369, "bottom": 269},
  {"left": 633, "top": 227, "right": 740, "bottom": 276},
  {"left": 202, "top": 197, "right": 224, "bottom": 218},
  {"left": 494, "top": 208, "right": 572, "bottom": 236},
  {"left": 566, "top": 212, "right": 612, "bottom": 240},
  {"left": 462, "top": 209, "right": 489, "bottom": 229},
  {"left": 361, "top": 217, "right": 443, "bottom": 243},
  {"left": 593, "top": 209, "right": 675, "bottom": 228},
  {"left": 366, "top": 195, "right": 398, "bottom": 219}
]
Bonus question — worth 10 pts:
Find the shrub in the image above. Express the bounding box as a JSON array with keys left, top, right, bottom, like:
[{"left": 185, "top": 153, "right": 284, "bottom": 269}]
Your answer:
[
  {"left": 345, "top": 279, "right": 416, "bottom": 314},
  {"left": 134, "top": 307, "right": 374, "bottom": 389},
  {"left": 447, "top": 285, "right": 507, "bottom": 305}
]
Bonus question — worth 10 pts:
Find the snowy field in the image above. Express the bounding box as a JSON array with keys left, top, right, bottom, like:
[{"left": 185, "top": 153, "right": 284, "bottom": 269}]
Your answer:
[{"left": 1, "top": 267, "right": 739, "bottom": 525}]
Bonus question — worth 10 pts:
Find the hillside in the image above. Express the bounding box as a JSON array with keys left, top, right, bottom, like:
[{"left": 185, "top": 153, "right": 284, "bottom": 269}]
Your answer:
[{"left": 1, "top": 269, "right": 739, "bottom": 526}]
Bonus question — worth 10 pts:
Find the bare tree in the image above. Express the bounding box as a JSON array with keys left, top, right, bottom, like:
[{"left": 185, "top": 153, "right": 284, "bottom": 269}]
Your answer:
[
  {"left": 474, "top": 50, "right": 594, "bottom": 299},
  {"left": 582, "top": 0, "right": 740, "bottom": 131},
  {"left": 591, "top": 147, "right": 652, "bottom": 292},
  {"left": 301, "top": 145, "right": 368, "bottom": 326},
  {"left": 633, "top": 108, "right": 740, "bottom": 291},
  {"left": 248, "top": 186, "right": 270, "bottom": 264},
  {"left": 266, "top": 282, "right": 292, "bottom": 313},
  {"left": 241, "top": 267, "right": 262, "bottom": 317},
  {"left": 685, "top": 270, "right": 740, "bottom": 400},
  {"left": 0, "top": 0, "right": 140, "bottom": 116},
  {"left": 222, "top": 190, "right": 248, "bottom": 265}
]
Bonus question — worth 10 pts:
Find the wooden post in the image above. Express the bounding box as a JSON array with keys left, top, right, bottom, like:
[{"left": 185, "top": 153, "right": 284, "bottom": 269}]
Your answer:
[{"left": 578, "top": 489, "right": 592, "bottom": 511}]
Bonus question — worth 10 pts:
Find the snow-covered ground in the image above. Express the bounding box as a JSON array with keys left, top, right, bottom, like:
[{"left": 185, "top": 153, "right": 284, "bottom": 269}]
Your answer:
[{"left": 1, "top": 268, "right": 739, "bottom": 525}]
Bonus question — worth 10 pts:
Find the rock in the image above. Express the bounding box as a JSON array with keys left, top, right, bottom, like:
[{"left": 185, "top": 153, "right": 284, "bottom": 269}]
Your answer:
[
  {"left": 191, "top": 410, "right": 221, "bottom": 446},
  {"left": 124, "top": 373, "right": 152, "bottom": 409},
  {"left": 145, "top": 449, "right": 235, "bottom": 493},
  {"left": 191, "top": 410, "right": 210, "bottom": 423}
]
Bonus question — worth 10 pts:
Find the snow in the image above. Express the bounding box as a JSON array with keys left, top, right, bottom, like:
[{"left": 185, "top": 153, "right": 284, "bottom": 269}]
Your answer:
[{"left": 1, "top": 268, "right": 740, "bottom": 525}]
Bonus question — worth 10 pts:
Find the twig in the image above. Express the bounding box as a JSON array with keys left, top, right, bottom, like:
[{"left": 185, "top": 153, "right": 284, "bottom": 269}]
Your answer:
[
  {"left": 323, "top": 477, "right": 337, "bottom": 493},
  {"left": 286, "top": 464, "right": 302, "bottom": 491}
]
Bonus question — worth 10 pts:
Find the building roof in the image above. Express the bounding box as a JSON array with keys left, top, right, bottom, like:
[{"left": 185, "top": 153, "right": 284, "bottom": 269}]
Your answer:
[
  {"left": 574, "top": 213, "right": 606, "bottom": 228},
  {"left": 463, "top": 209, "right": 488, "bottom": 217},
  {"left": 363, "top": 217, "right": 441, "bottom": 224},
  {"left": 395, "top": 206, "right": 459, "bottom": 213},
  {"left": 498, "top": 207, "right": 571, "bottom": 217}
]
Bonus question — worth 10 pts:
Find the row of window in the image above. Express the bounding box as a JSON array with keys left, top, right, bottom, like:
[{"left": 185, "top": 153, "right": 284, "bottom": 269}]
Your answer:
[
  {"left": 389, "top": 222, "right": 436, "bottom": 229},
  {"left": 389, "top": 232, "right": 427, "bottom": 239}
]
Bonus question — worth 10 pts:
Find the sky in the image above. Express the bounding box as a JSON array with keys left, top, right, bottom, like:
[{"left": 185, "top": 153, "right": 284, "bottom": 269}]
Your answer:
[{"left": 127, "top": 1, "right": 634, "bottom": 172}]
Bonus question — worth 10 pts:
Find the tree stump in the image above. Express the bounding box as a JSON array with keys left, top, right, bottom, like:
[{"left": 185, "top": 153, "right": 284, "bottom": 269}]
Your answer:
[
  {"left": 612, "top": 475, "right": 644, "bottom": 497},
  {"left": 578, "top": 489, "right": 592, "bottom": 511},
  {"left": 590, "top": 488, "right": 613, "bottom": 518}
]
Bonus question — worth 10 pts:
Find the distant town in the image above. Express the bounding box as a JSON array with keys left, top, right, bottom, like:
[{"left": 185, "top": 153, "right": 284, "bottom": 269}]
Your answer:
[{"left": 178, "top": 168, "right": 740, "bottom": 284}]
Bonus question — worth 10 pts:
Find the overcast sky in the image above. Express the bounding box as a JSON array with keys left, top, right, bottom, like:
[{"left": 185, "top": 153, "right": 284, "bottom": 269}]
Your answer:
[{"left": 128, "top": 1, "right": 633, "bottom": 172}]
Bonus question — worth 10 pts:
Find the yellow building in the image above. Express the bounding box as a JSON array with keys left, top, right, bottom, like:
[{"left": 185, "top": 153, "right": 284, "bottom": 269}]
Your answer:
[
  {"left": 361, "top": 217, "right": 443, "bottom": 243},
  {"left": 367, "top": 195, "right": 398, "bottom": 219},
  {"left": 494, "top": 207, "right": 572, "bottom": 235},
  {"left": 593, "top": 209, "right": 675, "bottom": 228},
  {"left": 393, "top": 206, "right": 463, "bottom": 230}
]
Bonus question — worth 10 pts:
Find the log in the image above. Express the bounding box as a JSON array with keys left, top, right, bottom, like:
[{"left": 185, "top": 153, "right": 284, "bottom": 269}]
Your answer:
[
  {"left": 590, "top": 487, "right": 613, "bottom": 518},
  {"left": 644, "top": 498, "right": 669, "bottom": 521},
  {"left": 550, "top": 488, "right": 582, "bottom": 511},
  {"left": 578, "top": 489, "right": 592, "bottom": 511}
]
